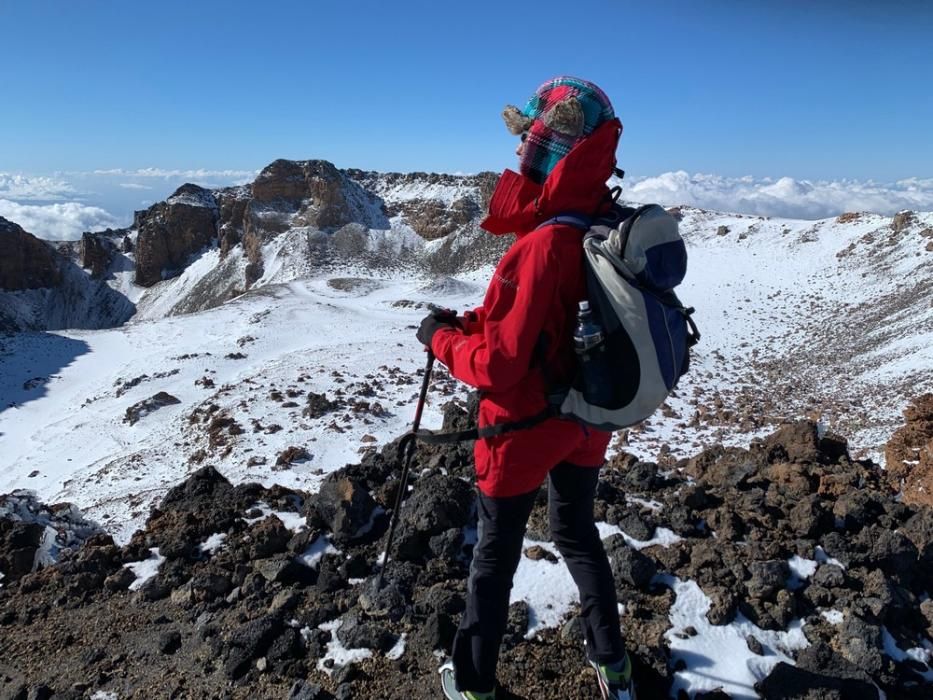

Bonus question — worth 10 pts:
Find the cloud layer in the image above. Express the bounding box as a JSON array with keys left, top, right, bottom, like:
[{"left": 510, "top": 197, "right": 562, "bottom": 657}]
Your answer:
[
  {"left": 0, "top": 173, "right": 76, "bottom": 200},
  {"left": 624, "top": 171, "right": 933, "bottom": 219},
  {"left": 0, "top": 200, "right": 121, "bottom": 240}
]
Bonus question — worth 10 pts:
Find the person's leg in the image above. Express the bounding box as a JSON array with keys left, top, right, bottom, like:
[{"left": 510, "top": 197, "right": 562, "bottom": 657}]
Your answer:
[
  {"left": 452, "top": 487, "right": 538, "bottom": 692},
  {"left": 548, "top": 461, "right": 625, "bottom": 663}
]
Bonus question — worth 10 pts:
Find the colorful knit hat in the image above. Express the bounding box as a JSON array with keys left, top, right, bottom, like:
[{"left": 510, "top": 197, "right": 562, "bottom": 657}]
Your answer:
[{"left": 503, "top": 76, "right": 615, "bottom": 184}]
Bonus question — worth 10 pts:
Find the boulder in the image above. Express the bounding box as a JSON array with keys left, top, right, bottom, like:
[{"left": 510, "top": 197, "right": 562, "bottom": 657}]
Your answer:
[{"left": 314, "top": 476, "right": 379, "bottom": 544}]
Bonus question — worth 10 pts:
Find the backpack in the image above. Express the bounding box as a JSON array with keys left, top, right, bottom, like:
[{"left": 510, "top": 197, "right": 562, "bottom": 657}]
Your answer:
[
  {"left": 417, "top": 203, "right": 700, "bottom": 444},
  {"left": 543, "top": 203, "right": 700, "bottom": 430}
]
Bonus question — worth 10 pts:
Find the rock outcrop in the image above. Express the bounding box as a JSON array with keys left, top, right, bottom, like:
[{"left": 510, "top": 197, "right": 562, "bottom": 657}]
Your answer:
[
  {"left": 0, "top": 217, "right": 62, "bottom": 291},
  {"left": 886, "top": 394, "right": 933, "bottom": 507},
  {"left": 134, "top": 184, "right": 219, "bottom": 287},
  {"left": 80, "top": 232, "right": 116, "bottom": 279}
]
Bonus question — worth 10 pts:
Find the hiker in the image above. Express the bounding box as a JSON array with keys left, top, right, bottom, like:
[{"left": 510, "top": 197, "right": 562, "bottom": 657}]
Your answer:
[{"left": 417, "top": 77, "right": 635, "bottom": 700}]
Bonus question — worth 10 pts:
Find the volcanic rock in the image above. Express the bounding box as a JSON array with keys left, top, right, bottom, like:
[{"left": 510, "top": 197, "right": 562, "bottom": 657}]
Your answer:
[
  {"left": 123, "top": 391, "right": 181, "bottom": 425},
  {"left": 885, "top": 394, "right": 933, "bottom": 507},
  {"left": 79, "top": 232, "right": 115, "bottom": 279},
  {"left": 134, "top": 184, "right": 219, "bottom": 287},
  {"left": 313, "top": 476, "right": 379, "bottom": 544},
  {"left": 0, "top": 217, "right": 62, "bottom": 290}
]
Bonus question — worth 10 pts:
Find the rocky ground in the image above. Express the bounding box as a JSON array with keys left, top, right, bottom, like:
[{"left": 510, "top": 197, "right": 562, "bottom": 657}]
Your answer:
[{"left": 2, "top": 397, "right": 933, "bottom": 700}]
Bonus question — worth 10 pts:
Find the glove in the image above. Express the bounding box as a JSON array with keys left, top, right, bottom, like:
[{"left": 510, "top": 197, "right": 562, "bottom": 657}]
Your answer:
[{"left": 416, "top": 310, "right": 458, "bottom": 347}]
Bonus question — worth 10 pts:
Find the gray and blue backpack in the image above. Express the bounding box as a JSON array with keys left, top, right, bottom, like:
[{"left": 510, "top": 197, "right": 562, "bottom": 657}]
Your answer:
[
  {"left": 418, "top": 203, "right": 699, "bottom": 445},
  {"left": 546, "top": 203, "right": 700, "bottom": 430}
]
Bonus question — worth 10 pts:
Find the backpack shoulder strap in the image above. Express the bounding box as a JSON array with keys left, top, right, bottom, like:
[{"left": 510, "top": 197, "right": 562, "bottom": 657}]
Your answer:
[{"left": 536, "top": 213, "right": 592, "bottom": 231}]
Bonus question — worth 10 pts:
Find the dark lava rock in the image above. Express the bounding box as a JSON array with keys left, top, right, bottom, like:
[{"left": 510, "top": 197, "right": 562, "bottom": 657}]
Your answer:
[
  {"left": 418, "top": 611, "right": 457, "bottom": 652},
  {"left": 0, "top": 520, "right": 43, "bottom": 583},
  {"left": 313, "top": 476, "right": 379, "bottom": 545},
  {"left": 123, "top": 392, "right": 181, "bottom": 425},
  {"left": 288, "top": 680, "right": 324, "bottom": 700},
  {"left": 757, "top": 661, "right": 879, "bottom": 699},
  {"left": 745, "top": 560, "right": 790, "bottom": 600},
  {"left": 393, "top": 473, "right": 474, "bottom": 561},
  {"left": 222, "top": 614, "right": 284, "bottom": 679},
  {"left": 604, "top": 535, "right": 657, "bottom": 591},
  {"left": 249, "top": 515, "right": 291, "bottom": 558},
  {"left": 336, "top": 610, "right": 396, "bottom": 652},
  {"left": 303, "top": 392, "right": 341, "bottom": 419},
  {"left": 158, "top": 630, "right": 182, "bottom": 654}
]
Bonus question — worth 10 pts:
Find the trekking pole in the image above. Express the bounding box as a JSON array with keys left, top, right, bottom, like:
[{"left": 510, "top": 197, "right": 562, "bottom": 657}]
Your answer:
[{"left": 374, "top": 349, "right": 435, "bottom": 590}]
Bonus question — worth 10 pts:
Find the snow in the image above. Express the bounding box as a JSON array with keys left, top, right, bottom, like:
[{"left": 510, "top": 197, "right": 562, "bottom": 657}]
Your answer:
[
  {"left": 124, "top": 547, "right": 164, "bottom": 591},
  {"left": 199, "top": 532, "right": 227, "bottom": 555},
  {"left": 881, "top": 627, "right": 933, "bottom": 682},
  {"left": 787, "top": 555, "right": 818, "bottom": 590},
  {"left": 297, "top": 535, "right": 339, "bottom": 569},
  {"left": 821, "top": 609, "right": 845, "bottom": 625},
  {"left": 244, "top": 503, "right": 307, "bottom": 533},
  {"left": 385, "top": 633, "right": 406, "bottom": 660},
  {"left": 597, "top": 522, "right": 684, "bottom": 550},
  {"left": 814, "top": 545, "right": 846, "bottom": 569},
  {"left": 315, "top": 619, "right": 374, "bottom": 673},
  {"left": 661, "top": 575, "right": 810, "bottom": 699}
]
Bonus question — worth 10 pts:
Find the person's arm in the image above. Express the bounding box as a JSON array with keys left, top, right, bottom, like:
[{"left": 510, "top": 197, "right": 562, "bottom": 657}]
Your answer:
[
  {"left": 459, "top": 306, "right": 486, "bottom": 334},
  {"left": 431, "top": 239, "right": 556, "bottom": 392}
]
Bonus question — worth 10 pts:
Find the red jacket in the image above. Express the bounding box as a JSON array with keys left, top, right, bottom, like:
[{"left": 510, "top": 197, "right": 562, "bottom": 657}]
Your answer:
[{"left": 431, "top": 119, "right": 622, "bottom": 497}]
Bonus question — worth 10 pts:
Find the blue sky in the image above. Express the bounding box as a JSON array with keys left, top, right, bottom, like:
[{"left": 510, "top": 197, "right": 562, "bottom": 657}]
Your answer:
[{"left": 2, "top": 1, "right": 933, "bottom": 235}]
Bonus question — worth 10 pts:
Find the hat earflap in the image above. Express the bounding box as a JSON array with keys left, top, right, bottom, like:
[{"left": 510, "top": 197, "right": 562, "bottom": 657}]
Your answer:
[
  {"left": 542, "top": 96, "right": 584, "bottom": 137},
  {"left": 502, "top": 105, "right": 534, "bottom": 135}
]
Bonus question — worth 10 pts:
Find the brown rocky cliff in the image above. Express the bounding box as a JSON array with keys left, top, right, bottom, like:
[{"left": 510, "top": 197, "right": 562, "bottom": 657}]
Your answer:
[
  {"left": 0, "top": 217, "right": 63, "bottom": 290},
  {"left": 80, "top": 232, "right": 116, "bottom": 279},
  {"left": 884, "top": 393, "right": 933, "bottom": 507},
  {"left": 134, "top": 184, "right": 219, "bottom": 287}
]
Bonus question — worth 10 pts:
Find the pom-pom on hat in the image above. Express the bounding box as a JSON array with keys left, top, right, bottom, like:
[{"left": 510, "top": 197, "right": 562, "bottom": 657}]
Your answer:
[{"left": 502, "top": 76, "right": 615, "bottom": 184}]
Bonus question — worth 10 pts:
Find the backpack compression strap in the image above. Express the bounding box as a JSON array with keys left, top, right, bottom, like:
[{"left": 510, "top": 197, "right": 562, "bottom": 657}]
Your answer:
[{"left": 415, "top": 407, "right": 557, "bottom": 444}]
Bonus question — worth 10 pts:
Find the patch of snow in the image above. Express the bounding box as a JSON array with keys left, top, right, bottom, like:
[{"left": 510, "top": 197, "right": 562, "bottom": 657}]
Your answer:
[
  {"left": 626, "top": 495, "right": 663, "bottom": 512},
  {"left": 297, "top": 535, "right": 339, "bottom": 569},
  {"left": 881, "top": 627, "right": 933, "bottom": 682},
  {"left": 661, "top": 575, "right": 809, "bottom": 699},
  {"left": 244, "top": 503, "right": 306, "bottom": 533},
  {"left": 124, "top": 547, "right": 165, "bottom": 591},
  {"left": 596, "top": 522, "right": 683, "bottom": 550},
  {"left": 814, "top": 545, "right": 846, "bottom": 569},
  {"left": 821, "top": 610, "right": 845, "bottom": 625},
  {"left": 316, "top": 618, "right": 374, "bottom": 674},
  {"left": 199, "top": 532, "right": 227, "bottom": 555},
  {"left": 386, "top": 633, "right": 406, "bottom": 660},
  {"left": 511, "top": 539, "right": 578, "bottom": 637},
  {"left": 787, "top": 555, "right": 818, "bottom": 590}
]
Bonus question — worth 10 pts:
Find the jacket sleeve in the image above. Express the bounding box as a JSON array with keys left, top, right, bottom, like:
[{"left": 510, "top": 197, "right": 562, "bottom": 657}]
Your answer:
[
  {"left": 460, "top": 306, "right": 486, "bottom": 334},
  {"left": 431, "top": 237, "right": 557, "bottom": 392}
]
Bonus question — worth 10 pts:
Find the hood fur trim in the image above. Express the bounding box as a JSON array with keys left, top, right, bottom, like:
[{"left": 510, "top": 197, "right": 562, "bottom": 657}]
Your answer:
[
  {"left": 502, "top": 105, "right": 534, "bottom": 135},
  {"left": 542, "top": 96, "right": 584, "bottom": 137}
]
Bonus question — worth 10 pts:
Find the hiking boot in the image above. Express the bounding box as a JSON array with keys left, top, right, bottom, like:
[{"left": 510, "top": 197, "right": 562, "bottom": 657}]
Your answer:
[
  {"left": 588, "top": 653, "right": 636, "bottom": 700},
  {"left": 439, "top": 662, "right": 496, "bottom": 700}
]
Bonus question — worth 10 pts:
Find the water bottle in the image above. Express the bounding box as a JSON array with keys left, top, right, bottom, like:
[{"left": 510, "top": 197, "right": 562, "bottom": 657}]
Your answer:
[{"left": 574, "top": 301, "right": 613, "bottom": 406}]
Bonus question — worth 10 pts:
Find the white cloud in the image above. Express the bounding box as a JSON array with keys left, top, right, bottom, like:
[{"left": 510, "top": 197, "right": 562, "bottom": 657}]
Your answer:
[
  {"left": 118, "top": 183, "right": 153, "bottom": 190},
  {"left": 0, "top": 199, "right": 121, "bottom": 240},
  {"left": 624, "top": 171, "right": 933, "bottom": 219},
  {"left": 0, "top": 173, "right": 77, "bottom": 200},
  {"left": 91, "top": 167, "right": 257, "bottom": 180}
]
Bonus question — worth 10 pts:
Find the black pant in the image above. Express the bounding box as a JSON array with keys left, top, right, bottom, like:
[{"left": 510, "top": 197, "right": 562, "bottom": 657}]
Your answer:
[{"left": 452, "top": 462, "right": 624, "bottom": 692}]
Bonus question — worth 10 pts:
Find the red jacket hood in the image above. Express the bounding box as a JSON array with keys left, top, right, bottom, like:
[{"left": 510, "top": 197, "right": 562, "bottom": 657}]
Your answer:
[{"left": 481, "top": 118, "right": 622, "bottom": 236}]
